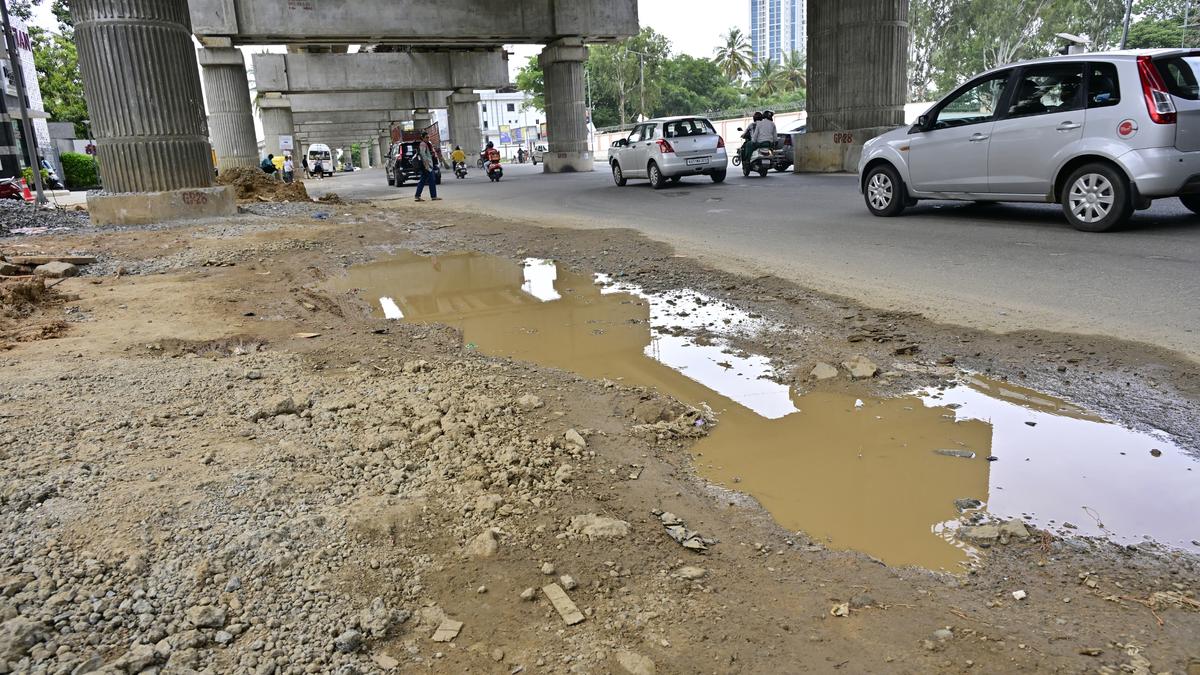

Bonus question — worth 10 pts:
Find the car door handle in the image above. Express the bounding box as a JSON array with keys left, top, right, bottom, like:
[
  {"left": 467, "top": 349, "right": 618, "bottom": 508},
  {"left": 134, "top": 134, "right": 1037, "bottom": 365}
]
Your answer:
[
  {"left": 968, "top": 133, "right": 989, "bottom": 142},
  {"left": 1056, "top": 122, "right": 1081, "bottom": 131}
]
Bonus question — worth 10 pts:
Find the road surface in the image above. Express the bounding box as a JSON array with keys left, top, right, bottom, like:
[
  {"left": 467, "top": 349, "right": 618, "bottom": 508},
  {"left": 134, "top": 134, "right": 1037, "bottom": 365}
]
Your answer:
[{"left": 307, "top": 164, "right": 1200, "bottom": 361}]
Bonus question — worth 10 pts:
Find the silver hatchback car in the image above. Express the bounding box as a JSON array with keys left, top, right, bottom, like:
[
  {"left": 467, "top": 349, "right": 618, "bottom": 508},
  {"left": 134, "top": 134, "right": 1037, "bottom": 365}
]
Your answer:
[
  {"left": 609, "top": 116, "right": 728, "bottom": 188},
  {"left": 859, "top": 50, "right": 1200, "bottom": 231}
]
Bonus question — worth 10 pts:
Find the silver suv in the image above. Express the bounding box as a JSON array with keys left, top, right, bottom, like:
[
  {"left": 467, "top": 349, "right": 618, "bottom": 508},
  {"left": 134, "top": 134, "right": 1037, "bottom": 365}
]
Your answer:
[{"left": 859, "top": 50, "right": 1200, "bottom": 231}]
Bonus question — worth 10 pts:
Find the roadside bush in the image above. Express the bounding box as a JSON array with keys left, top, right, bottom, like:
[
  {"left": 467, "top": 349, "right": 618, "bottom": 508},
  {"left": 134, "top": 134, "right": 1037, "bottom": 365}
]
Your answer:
[
  {"left": 61, "top": 152, "right": 99, "bottom": 190},
  {"left": 20, "top": 167, "right": 50, "bottom": 186}
]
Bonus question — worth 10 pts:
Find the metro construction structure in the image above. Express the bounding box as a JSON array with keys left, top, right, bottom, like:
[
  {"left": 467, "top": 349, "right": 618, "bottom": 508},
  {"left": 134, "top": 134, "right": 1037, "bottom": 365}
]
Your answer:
[{"left": 70, "top": 0, "right": 908, "bottom": 223}]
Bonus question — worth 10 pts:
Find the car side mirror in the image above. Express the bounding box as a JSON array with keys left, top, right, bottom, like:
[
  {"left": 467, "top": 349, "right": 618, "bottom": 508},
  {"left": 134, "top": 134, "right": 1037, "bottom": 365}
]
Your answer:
[
  {"left": 917, "top": 114, "right": 931, "bottom": 130},
  {"left": 614, "top": 139, "right": 628, "bottom": 148}
]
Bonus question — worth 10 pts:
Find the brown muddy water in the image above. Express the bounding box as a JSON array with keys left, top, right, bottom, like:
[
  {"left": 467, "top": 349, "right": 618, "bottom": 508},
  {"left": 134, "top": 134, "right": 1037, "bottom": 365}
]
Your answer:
[{"left": 334, "top": 251, "right": 1200, "bottom": 570}]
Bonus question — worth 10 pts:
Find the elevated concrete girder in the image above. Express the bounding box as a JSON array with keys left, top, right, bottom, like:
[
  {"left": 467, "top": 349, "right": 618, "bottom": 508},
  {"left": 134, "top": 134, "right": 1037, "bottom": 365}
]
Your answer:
[
  {"left": 253, "top": 51, "right": 509, "bottom": 94},
  {"left": 296, "top": 123, "right": 391, "bottom": 134},
  {"left": 293, "top": 111, "right": 407, "bottom": 126},
  {"left": 287, "top": 91, "right": 449, "bottom": 114},
  {"left": 190, "top": 0, "right": 638, "bottom": 46}
]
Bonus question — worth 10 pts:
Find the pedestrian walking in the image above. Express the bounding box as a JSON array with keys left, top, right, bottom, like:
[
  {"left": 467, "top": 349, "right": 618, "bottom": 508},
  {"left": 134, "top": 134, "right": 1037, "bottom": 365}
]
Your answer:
[
  {"left": 283, "top": 155, "right": 294, "bottom": 184},
  {"left": 302, "top": 155, "right": 311, "bottom": 179},
  {"left": 414, "top": 132, "right": 441, "bottom": 202},
  {"left": 312, "top": 158, "right": 324, "bottom": 179}
]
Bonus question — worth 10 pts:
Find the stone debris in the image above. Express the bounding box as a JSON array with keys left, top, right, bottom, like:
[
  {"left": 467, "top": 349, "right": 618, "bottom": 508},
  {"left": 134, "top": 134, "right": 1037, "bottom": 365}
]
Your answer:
[
  {"left": 567, "top": 513, "right": 632, "bottom": 539},
  {"left": 559, "top": 574, "right": 578, "bottom": 590},
  {"left": 32, "top": 261, "right": 79, "bottom": 278},
  {"left": 431, "top": 618, "right": 464, "bottom": 643},
  {"left": 465, "top": 528, "right": 500, "bottom": 558},
  {"left": 372, "top": 652, "right": 401, "bottom": 670},
  {"left": 335, "top": 628, "right": 364, "bottom": 653},
  {"left": 830, "top": 603, "right": 850, "bottom": 617},
  {"left": 1000, "top": 519, "right": 1031, "bottom": 539},
  {"left": 541, "top": 561, "right": 557, "bottom": 575},
  {"left": 616, "top": 649, "right": 657, "bottom": 675},
  {"left": 1012, "top": 590, "right": 1028, "bottom": 601},
  {"left": 677, "top": 566, "right": 707, "bottom": 580},
  {"left": 185, "top": 605, "right": 226, "bottom": 628},
  {"left": 517, "top": 394, "right": 544, "bottom": 410},
  {"left": 841, "top": 355, "right": 879, "bottom": 379},
  {"left": 520, "top": 587, "right": 537, "bottom": 601},
  {"left": 217, "top": 166, "right": 311, "bottom": 203},
  {"left": 564, "top": 428, "right": 587, "bottom": 450},
  {"left": 542, "top": 583, "right": 585, "bottom": 626},
  {"left": 656, "top": 511, "right": 711, "bottom": 552},
  {"left": 954, "top": 498, "right": 983, "bottom": 512},
  {"left": 810, "top": 362, "right": 839, "bottom": 380}
]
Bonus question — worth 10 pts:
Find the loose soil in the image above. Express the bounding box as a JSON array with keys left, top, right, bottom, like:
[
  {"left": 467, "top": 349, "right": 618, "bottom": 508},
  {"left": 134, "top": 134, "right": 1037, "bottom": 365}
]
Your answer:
[
  {"left": 217, "top": 167, "right": 311, "bottom": 203},
  {"left": 0, "top": 201, "right": 1197, "bottom": 675}
]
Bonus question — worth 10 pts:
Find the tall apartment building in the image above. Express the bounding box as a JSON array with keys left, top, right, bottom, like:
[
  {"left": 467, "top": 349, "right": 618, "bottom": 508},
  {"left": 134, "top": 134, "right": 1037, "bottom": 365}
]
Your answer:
[{"left": 750, "top": 0, "right": 807, "bottom": 64}]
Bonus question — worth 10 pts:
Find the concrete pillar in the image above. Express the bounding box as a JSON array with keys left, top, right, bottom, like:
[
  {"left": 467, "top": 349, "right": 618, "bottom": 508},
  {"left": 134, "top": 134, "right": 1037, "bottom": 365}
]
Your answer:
[
  {"left": 71, "top": 0, "right": 214, "bottom": 193},
  {"left": 359, "top": 143, "right": 369, "bottom": 170},
  {"left": 539, "top": 38, "right": 592, "bottom": 173},
  {"left": 371, "top": 138, "right": 383, "bottom": 167},
  {"left": 198, "top": 47, "right": 258, "bottom": 172},
  {"left": 447, "top": 89, "right": 482, "bottom": 159},
  {"left": 259, "top": 97, "right": 295, "bottom": 161},
  {"left": 797, "top": 0, "right": 909, "bottom": 172},
  {"left": 412, "top": 108, "right": 433, "bottom": 132}
]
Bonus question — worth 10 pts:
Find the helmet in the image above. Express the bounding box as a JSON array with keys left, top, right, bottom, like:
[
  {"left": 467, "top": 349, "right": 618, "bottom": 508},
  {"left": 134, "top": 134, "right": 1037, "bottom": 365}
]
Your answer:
[
  {"left": 486, "top": 141, "right": 494, "bottom": 149},
  {"left": 454, "top": 145, "right": 461, "bottom": 150},
  {"left": 752, "top": 111, "right": 763, "bottom": 121}
]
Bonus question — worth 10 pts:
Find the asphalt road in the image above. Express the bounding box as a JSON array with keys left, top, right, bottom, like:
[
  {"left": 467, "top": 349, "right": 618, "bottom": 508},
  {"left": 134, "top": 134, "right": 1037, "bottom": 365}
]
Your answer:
[{"left": 308, "top": 163, "right": 1200, "bottom": 361}]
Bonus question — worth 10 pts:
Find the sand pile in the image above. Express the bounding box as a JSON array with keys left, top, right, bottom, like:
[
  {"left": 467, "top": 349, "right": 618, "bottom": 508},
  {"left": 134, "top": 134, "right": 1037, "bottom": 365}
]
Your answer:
[{"left": 217, "top": 166, "right": 311, "bottom": 202}]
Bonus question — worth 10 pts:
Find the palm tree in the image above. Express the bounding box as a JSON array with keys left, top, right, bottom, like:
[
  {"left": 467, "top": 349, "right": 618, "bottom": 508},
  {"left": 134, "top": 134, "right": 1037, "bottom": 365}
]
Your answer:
[
  {"left": 782, "top": 50, "right": 807, "bottom": 90},
  {"left": 750, "top": 59, "right": 787, "bottom": 99},
  {"left": 713, "top": 27, "right": 755, "bottom": 83}
]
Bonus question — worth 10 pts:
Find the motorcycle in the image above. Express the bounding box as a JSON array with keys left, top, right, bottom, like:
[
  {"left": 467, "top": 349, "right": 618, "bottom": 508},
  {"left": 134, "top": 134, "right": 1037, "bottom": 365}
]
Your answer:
[
  {"left": 486, "top": 159, "right": 503, "bottom": 182},
  {"left": 453, "top": 161, "right": 468, "bottom": 180},
  {"left": 743, "top": 145, "right": 775, "bottom": 178},
  {"left": 0, "top": 177, "right": 23, "bottom": 201}
]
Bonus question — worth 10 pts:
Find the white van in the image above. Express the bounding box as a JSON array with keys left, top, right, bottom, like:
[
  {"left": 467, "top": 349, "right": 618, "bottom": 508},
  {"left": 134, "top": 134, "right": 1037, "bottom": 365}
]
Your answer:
[{"left": 307, "top": 144, "right": 334, "bottom": 177}]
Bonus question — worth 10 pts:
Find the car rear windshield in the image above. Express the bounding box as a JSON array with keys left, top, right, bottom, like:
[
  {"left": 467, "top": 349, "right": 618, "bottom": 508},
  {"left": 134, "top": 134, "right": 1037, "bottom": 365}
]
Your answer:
[
  {"left": 663, "top": 119, "right": 716, "bottom": 138},
  {"left": 1154, "top": 56, "right": 1200, "bottom": 100}
]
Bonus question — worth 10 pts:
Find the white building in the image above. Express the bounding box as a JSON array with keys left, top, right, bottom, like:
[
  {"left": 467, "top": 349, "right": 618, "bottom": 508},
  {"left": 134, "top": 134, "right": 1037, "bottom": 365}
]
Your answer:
[
  {"left": 750, "top": 0, "right": 807, "bottom": 64},
  {"left": 1, "top": 14, "right": 51, "bottom": 178},
  {"left": 477, "top": 89, "right": 544, "bottom": 159}
]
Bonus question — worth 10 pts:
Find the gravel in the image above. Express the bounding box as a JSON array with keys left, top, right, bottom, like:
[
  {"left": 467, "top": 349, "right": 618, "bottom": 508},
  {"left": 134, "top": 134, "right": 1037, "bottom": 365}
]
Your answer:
[{"left": 0, "top": 200, "right": 91, "bottom": 236}]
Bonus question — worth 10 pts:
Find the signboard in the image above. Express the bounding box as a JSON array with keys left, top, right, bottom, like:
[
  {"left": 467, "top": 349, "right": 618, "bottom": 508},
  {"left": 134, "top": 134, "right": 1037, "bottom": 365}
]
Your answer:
[
  {"left": 279, "top": 135, "right": 294, "bottom": 151},
  {"left": 0, "top": 59, "right": 15, "bottom": 98},
  {"left": 513, "top": 126, "right": 524, "bottom": 143},
  {"left": 499, "top": 125, "right": 512, "bottom": 144}
]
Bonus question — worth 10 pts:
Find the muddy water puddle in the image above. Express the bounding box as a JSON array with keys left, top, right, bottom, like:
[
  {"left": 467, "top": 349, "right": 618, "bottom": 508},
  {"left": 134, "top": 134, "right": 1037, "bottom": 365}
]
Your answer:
[{"left": 334, "top": 251, "right": 1200, "bottom": 569}]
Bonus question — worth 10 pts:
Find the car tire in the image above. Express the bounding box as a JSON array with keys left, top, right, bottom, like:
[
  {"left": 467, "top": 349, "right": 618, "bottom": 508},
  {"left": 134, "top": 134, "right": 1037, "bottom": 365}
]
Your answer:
[
  {"left": 757, "top": 166, "right": 769, "bottom": 177},
  {"left": 741, "top": 162, "right": 751, "bottom": 177},
  {"left": 711, "top": 170, "right": 726, "bottom": 184},
  {"left": 1061, "top": 163, "right": 1132, "bottom": 232},
  {"left": 670, "top": 176, "right": 682, "bottom": 184},
  {"left": 774, "top": 165, "right": 791, "bottom": 173},
  {"left": 612, "top": 162, "right": 627, "bottom": 187},
  {"left": 1179, "top": 195, "right": 1200, "bottom": 215},
  {"left": 387, "top": 174, "right": 395, "bottom": 186},
  {"left": 863, "top": 163, "right": 908, "bottom": 217},
  {"left": 648, "top": 162, "right": 667, "bottom": 190}
]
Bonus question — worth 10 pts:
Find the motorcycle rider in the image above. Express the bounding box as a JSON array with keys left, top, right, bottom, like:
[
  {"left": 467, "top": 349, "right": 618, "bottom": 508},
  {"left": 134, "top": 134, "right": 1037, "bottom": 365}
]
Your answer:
[
  {"left": 740, "top": 111, "right": 764, "bottom": 166},
  {"left": 451, "top": 145, "right": 466, "bottom": 170},
  {"left": 485, "top": 141, "right": 502, "bottom": 177},
  {"left": 752, "top": 110, "right": 778, "bottom": 158}
]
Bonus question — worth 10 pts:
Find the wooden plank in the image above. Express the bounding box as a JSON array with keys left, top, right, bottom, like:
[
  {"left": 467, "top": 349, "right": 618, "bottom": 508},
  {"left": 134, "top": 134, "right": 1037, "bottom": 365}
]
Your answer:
[
  {"left": 542, "top": 583, "right": 585, "bottom": 625},
  {"left": 5, "top": 256, "right": 97, "bottom": 265}
]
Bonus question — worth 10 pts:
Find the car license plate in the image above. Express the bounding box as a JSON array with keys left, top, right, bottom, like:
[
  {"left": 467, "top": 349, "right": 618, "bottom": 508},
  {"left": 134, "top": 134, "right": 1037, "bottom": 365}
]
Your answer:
[{"left": 686, "top": 157, "right": 710, "bottom": 166}]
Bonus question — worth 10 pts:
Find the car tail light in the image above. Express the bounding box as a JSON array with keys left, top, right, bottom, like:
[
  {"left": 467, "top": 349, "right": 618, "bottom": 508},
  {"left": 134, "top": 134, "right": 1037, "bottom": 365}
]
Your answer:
[
  {"left": 717, "top": 136, "right": 725, "bottom": 149},
  {"left": 1138, "top": 55, "right": 1177, "bottom": 124},
  {"left": 656, "top": 139, "right": 675, "bottom": 154}
]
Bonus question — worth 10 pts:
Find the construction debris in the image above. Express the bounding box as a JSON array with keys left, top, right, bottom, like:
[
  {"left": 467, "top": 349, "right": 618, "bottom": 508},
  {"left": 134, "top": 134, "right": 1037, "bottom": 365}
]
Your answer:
[
  {"left": 542, "top": 583, "right": 585, "bottom": 626},
  {"left": 217, "top": 166, "right": 311, "bottom": 203}
]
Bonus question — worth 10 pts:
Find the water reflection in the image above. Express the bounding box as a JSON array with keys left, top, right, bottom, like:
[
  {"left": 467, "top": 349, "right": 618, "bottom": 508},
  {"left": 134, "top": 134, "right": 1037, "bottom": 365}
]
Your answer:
[{"left": 334, "top": 251, "right": 1198, "bottom": 569}]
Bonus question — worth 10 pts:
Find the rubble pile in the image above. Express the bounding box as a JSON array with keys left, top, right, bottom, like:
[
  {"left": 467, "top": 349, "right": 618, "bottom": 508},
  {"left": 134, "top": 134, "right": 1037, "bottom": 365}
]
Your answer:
[
  {"left": 217, "top": 167, "right": 310, "bottom": 203},
  {"left": 0, "top": 200, "right": 91, "bottom": 236}
]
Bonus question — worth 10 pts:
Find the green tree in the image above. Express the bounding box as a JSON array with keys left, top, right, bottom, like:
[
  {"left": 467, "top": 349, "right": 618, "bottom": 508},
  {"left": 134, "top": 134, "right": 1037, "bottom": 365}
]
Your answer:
[
  {"left": 750, "top": 59, "right": 787, "bottom": 99},
  {"left": 713, "top": 27, "right": 754, "bottom": 83},
  {"left": 588, "top": 27, "right": 671, "bottom": 127},
  {"left": 1127, "top": 18, "right": 1185, "bottom": 48},
  {"left": 655, "top": 55, "right": 742, "bottom": 117},
  {"left": 31, "top": 29, "right": 89, "bottom": 137},
  {"left": 514, "top": 55, "right": 545, "bottom": 112},
  {"left": 781, "top": 50, "right": 807, "bottom": 90}
]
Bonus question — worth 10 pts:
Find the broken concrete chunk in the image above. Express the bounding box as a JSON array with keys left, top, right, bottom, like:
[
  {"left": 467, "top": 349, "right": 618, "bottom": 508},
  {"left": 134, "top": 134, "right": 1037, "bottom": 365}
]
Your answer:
[
  {"left": 564, "top": 428, "right": 587, "bottom": 450},
  {"left": 464, "top": 529, "right": 499, "bottom": 558},
  {"left": 616, "top": 650, "right": 657, "bottom": 675},
  {"left": 677, "top": 566, "right": 707, "bottom": 580},
  {"left": 954, "top": 498, "right": 983, "bottom": 512},
  {"left": 33, "top": 261, "right": 78, "bottom": 278},
  {"left": 841, "top": 355, "right": 879, "bottom": 379},
  {"left": 431, "top": 618, "right": 463, "bottom": 642},
  {"left": 371, "top": 653, "right": 400, "bottom": 670},
  {"left": 1000, "top": 519, "right": 1030, "bottom": 539},
  {"left": 958, "top": 524, "right": 1000, "bottom": 547},
  {"left": 185, "top": 605, "right": 226, "bottom": 628},
  {"left": 830, "top": 603, "right": 850, "bottom": 617},
  {"left": 542, "top": 583, "right": 585, "bottom": 626},
  {"left": 567, "top": 514, "right": 631, "bottom": 539},
  {"left": 517, "top": 394, "right": 544, "bottom": 410},
  {"left": 810, "top": 362, "right": 839, "bottom": 381}
]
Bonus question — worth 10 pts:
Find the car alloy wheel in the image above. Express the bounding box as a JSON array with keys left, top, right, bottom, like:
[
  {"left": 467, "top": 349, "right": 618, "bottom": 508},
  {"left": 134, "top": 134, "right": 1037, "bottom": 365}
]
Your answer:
[
  {"left": 1067, "top": 173, "right": 1115, "bottom": 224},
  {"left": 866, "top": 172, "right": 894, "bottom": 211}
]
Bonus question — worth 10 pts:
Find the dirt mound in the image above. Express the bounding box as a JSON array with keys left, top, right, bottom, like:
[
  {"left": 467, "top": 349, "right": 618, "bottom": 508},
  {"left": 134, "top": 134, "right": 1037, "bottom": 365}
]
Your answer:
[
  {"left": 1, "top": 277, "right": 66, "bottom": 348},
  {"left": 316, "top": 192, "right": 344, "bottom": 204},
  {"left": 217, "top": 166, "right": 310, "bottom": 203}
]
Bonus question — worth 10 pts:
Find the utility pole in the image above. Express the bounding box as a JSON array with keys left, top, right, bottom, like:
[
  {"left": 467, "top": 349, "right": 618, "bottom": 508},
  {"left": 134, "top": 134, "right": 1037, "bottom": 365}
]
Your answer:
[
  {"left": 1, "top": 0, "right": 45, "bottom": 205},
  {"left": 1120, "top": 0, "right": 1133, "bottom": 49}
]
